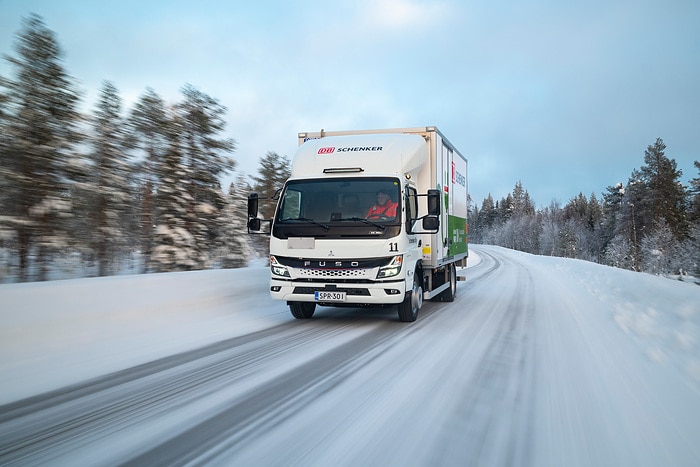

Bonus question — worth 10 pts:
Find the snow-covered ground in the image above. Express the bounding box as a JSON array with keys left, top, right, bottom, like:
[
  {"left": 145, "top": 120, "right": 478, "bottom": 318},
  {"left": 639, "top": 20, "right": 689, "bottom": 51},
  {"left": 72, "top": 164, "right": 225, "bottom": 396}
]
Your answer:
[
  {"left": 1, "top": 245, "right": 699, "bottom": 465},
  {"left": 0, "top": 266, "right": 280, "bottom": 404}
]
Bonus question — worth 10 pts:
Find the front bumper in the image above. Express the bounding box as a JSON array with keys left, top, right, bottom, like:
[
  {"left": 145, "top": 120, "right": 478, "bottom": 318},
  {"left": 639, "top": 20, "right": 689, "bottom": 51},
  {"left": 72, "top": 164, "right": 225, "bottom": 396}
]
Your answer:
[{"left": 270, "top": 279, "right": 406, "bottom": 305}]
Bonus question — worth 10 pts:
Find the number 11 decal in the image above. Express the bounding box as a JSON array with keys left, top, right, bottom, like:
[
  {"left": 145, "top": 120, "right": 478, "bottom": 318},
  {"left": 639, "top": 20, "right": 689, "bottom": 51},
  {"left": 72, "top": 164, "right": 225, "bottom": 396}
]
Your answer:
[{"left": 389, "top": 242, "right": 398, "bottom": 252}]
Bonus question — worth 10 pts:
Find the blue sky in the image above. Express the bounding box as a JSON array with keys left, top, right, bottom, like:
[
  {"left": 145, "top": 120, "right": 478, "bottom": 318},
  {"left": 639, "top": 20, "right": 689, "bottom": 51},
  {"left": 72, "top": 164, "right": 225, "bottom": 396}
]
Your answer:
[{"left": 1, "top": 0, "right": 699, "bottom": 207}]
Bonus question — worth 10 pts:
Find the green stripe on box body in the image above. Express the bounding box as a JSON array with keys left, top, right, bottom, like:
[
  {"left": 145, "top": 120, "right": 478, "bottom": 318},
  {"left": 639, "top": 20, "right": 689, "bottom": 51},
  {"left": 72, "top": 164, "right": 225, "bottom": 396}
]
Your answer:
[{"left": 448, "top": 215, "right": 468, "bottom": 256}]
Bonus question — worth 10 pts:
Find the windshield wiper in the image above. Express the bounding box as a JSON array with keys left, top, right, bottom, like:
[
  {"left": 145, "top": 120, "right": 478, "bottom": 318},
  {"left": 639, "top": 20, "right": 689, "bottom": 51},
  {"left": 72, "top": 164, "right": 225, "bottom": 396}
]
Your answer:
[
  {"left": 281, "top": 217, "right": 330, "bottom": 230},
  {"left": 334, "top": 217, "right": 385, "bottom": 230}
]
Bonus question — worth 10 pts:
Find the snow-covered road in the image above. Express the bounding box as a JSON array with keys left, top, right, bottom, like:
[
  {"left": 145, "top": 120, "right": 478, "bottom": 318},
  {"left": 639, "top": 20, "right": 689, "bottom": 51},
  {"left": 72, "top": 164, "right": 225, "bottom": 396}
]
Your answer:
[{"left": 1, "top": 245, "right": 699, "bottom": 466}]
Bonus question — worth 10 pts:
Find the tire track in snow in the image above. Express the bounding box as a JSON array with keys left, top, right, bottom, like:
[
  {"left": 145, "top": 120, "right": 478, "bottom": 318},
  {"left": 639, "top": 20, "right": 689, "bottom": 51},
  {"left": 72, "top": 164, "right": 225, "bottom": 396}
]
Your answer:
[
  {"left": 0, "top": 319, "right": 397, "bottom": 465},
  {"left": 430, "top": 248, "right": 538, "bottom": 466}
]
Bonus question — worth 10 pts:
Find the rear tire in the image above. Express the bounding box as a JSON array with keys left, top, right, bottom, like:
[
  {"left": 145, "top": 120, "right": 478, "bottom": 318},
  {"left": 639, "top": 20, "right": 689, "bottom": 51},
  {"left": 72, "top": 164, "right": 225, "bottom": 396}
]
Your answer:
[
  {"left": 398, "top": 268, "right": 423, "bottom": 322},
  {"left": 289, "top": 301, "right": 316, "bottom": 319},
  {"left": 440, "top": 263, "right": 457, "bottom": 302}
]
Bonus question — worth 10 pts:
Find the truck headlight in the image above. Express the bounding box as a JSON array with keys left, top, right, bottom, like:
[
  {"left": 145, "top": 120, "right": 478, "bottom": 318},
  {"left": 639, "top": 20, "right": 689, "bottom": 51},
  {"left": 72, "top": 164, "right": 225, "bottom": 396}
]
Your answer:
[
  {"left": 377, "top": 255, "right": 403, "bottom": 279},
  {"left": 270, "top": 256, "right": 290, "bottom": 277}
]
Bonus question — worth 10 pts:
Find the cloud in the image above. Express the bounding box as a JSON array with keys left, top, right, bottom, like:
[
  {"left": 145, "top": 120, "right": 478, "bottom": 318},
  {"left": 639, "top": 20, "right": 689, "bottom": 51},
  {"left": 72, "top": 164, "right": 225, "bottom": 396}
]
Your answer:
[{"left": 365, "top": 0, "right": 450, "bottom": 31}]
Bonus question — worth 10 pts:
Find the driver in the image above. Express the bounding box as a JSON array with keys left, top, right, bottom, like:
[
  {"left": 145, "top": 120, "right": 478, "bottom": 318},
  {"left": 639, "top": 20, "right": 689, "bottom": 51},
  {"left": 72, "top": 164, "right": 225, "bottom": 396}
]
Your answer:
[{"left": 366, "top": 189, "right": 398, "bottom": 218}]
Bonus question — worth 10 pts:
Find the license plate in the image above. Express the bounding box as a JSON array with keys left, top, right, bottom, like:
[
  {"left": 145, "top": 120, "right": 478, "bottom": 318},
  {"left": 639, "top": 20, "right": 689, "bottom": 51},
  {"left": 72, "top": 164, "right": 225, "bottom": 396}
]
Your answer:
[{"left": 315, "top": 291, "right": 347, "bottom": 302}]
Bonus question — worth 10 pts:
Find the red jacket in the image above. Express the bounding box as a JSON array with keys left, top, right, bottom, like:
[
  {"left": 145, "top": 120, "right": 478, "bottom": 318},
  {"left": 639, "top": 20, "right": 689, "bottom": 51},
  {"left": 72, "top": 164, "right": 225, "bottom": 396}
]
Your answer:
[{"left": 366, "top": 200, "right": 398, "bottom": 218}]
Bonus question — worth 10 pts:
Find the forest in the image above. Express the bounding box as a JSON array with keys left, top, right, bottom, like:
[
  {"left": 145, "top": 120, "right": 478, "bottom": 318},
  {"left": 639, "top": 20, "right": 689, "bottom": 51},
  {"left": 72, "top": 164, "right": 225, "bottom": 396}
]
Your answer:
[
  {"left": 0, "top": 15, "right": 288, "bottom": 282},
  {"left": 1, "top": 15, "right": 699, "bottom": 283},
  {"left": 469, "top": 144, "right": 700, "bottom": 278}
]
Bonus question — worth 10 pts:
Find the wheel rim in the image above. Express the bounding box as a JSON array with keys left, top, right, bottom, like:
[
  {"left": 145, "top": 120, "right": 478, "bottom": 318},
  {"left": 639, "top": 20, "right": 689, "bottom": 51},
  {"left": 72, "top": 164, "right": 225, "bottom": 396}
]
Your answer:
[{"left": 412, "top": 278, "right": 423, "bottom": 313}]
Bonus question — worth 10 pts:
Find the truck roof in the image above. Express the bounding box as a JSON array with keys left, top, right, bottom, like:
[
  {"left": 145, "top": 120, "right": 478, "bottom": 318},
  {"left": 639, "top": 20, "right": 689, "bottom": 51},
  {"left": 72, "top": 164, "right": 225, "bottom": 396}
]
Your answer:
[{"left": 290, "top": 133, "right": 428, "bottom": 179}]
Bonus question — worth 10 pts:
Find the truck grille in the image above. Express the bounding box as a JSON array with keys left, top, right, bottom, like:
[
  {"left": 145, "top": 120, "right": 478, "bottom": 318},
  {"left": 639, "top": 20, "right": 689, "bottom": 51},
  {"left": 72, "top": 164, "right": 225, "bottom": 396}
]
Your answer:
[{"left": 296, "top": 268, "right": 370, "bottom": 279}]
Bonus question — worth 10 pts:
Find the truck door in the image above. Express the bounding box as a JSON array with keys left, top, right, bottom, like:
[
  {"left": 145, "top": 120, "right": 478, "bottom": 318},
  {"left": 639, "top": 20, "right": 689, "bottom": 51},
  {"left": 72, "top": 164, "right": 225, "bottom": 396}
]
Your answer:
[{"left": 405, "top": 185, "right": 421, "bottom": 267}]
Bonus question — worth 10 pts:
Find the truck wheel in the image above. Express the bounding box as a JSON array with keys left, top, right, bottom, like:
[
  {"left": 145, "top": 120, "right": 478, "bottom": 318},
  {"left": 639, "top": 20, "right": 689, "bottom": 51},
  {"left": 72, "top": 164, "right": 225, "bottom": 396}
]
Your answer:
[
  {"left": 440, "top": 263, "right": 457, "bottom": 302},
  {"left": 398, "top": 268, "right": 423, "bottom": 322},
  {"left": 289, "top": 302, "right": 316, "bottom": 319}
]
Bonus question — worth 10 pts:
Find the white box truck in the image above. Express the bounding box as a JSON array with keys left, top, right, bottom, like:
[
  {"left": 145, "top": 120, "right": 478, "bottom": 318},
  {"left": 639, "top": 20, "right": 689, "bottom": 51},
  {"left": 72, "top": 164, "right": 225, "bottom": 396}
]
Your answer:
[{"left": 247, "top": 126, "right": 468, "bottom": 322}]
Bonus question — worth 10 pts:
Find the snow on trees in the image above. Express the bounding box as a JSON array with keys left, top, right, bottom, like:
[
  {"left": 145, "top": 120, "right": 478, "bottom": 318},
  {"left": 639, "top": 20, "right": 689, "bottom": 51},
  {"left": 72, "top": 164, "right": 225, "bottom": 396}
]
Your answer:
[
  {"left": 127, "top": 88, "right": 170, "bottom": 273},
  {"left": 0, "top": 14, "right": 82, "bottom": 281},
  {"left": 249, "top": 152, "right": 291, "bottom": 259},
  {"left": 79, "top": 81, "right": 132, "bottom": 276}
]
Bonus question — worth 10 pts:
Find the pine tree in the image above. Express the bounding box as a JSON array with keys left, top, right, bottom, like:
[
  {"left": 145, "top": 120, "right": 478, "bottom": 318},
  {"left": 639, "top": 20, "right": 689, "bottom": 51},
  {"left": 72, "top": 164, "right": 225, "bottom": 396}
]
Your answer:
[
  {"left": 218, "top": 177, "right": 253, "bottom": 268},
  {"left": 511, "top": 181, "right": 524, "bottom": 216},
  {"left": 176, "top": 84, "right": 236, "bottom": 269},
  {"left": 151, "top": 142, "right": 197, "bottom": 272},
  {"left": 615, "top": 173, "right": 649, "bottom": 270},
  {"left": 689, "top": 161, "right": 700, "bottom": 224},
  {"left": 251, "top": 151, "right": 291, "bottom": 220},
  {"left": 250, "top": 151, "right": 291, "bottom": 257},
  {"left": 128, "top": 88, "right": 170, "bottom": 272},
  {"left": 600, "top": 182, "right": 625, "bottom": 253},
  {"left": 0, "top": 74, "right": 15, "bottom": 279},
  {"left": 523, "top": 190, "right": 535, "bottom": 216},
  {"left": 539, "top": 202, "right": 562, "bottom": 256},
  {"left": 481, "top": 194, "right": 496, "bottom": 226},
  {"left": 640, "top": 218, "right": 682, "bottom": 275},
  {"left": 587, "top": 193, "right": 604, "bottom": 260},
  {"left": 639, "top": 138, "right": 687, "bottom": 239},
  {"left": 83, "top": 81, "right": 132, "bottom": 276},
  {"left": 0, "top": 15, "right": 82, "bottom": 281},
  {"left": 477, "top": 194, "right": 498, "bottom": 239}
]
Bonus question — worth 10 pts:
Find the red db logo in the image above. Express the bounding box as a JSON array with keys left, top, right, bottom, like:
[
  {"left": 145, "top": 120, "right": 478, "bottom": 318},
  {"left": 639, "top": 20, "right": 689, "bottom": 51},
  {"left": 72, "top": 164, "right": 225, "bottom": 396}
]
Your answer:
[{"left": 318, "top": 147, "right": 335, "bottom": 154}]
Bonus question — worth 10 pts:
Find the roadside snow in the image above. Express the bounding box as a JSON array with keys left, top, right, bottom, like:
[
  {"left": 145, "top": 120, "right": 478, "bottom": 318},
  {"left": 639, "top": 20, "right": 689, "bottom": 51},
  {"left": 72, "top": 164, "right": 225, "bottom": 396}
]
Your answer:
[{"left": 0, "top": 267, "right": 281, "bottom": 404}]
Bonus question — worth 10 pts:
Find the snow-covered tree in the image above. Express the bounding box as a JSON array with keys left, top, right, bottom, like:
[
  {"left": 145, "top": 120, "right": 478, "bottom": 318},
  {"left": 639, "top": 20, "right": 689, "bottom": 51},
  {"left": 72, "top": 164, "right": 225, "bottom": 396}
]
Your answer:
[
  {"left": 688, "top": 160, "right": 700, "bottom": 225},
  {"left": 251, "top": 151, "right": 291, "bottom": 220},
  {"left": 128, "top": 88, "right": 170, "bottom": 272},
  {"left": 175, "top": 84, "right": 236, "bottom": 269},
  {"left": 602, "top": 234, "right": 636, "bottom": 270},
  {"left": 600, "top": 182, "right": 626, "bottom": 254},
  {"left": 217, "top": 177, "right": 253, "bottom": 268},
  {"left": 558, "top": 192, "right": 604, "bottom": 261},
  {"left": 639, "top": 138, "right": 687, "bottom": 239},
  {"left": 615, "top": 174, "right": 649, "bottom": 270},
  {"left": 679, "top": 224, "right": 700, "bottom": 276},
  {"left": 250, "top": 151, "right": 291, "bottom": 257},
  {"left": 151, "top": 143, "right": 197, "bottom": 272},
  {"left": 640, "top": 218, "right": 682, "bottom": 275},
  {"left": 0, "top": 15, "right": 82, "bottom": 281},
  {"left": 78, "top": 81, "right": 132, "bottom": 276},
  {"left": 539, "top": 202, "right": 562, "bottom": 256}
]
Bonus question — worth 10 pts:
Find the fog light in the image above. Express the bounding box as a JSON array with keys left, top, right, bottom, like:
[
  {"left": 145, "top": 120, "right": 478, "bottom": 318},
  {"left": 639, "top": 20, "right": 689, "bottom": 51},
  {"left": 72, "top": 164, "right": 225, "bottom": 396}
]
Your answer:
[
  {"left": 384, "top": 289, "right": 401, "bottom": 295},
  {"left": 271, "top": 286, "right": 281, "bottom": 292}
]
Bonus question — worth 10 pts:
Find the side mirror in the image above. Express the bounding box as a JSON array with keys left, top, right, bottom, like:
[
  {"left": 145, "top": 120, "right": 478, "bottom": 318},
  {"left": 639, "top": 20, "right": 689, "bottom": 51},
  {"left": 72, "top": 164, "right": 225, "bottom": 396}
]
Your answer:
[
  {"left": 247, "top": 217, "right": 261, "bottom": 232},
  {"left": 422, "top": 216, "right": 439, "bottom": 231},
  {"left": 248, "top": 193, "right": 259, "bottom": 218},
  {"left": 427, "top": 189, "right": 440, "bottom": 216}
]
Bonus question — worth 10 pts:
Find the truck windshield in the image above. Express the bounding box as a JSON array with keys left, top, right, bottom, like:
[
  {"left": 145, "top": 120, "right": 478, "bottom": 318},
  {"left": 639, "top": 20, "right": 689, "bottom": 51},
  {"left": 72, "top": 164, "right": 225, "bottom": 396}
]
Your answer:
[{"left": 276, "top": 177, "right": 401, "bottom": 226}]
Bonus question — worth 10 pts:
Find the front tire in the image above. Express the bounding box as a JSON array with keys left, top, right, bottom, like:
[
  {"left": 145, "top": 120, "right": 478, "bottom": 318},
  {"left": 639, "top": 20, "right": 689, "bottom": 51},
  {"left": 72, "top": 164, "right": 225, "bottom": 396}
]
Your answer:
[
  {"left": 290, "top": 301, "right": 316, "bottom": 319},
  {"left": 398, "top": 268, "right": 423, "bottom": 322}
]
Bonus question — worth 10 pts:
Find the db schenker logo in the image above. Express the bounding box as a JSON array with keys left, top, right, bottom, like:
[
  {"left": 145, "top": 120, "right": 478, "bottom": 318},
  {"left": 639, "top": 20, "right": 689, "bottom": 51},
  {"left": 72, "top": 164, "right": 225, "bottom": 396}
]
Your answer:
[{"left": 318, "top": 147, "right": 335, "bottom": 154}]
